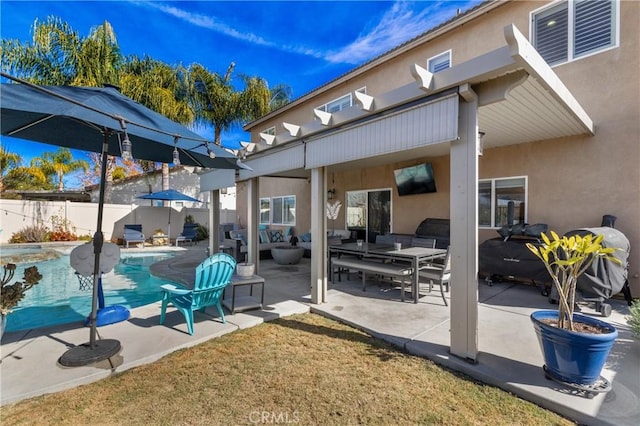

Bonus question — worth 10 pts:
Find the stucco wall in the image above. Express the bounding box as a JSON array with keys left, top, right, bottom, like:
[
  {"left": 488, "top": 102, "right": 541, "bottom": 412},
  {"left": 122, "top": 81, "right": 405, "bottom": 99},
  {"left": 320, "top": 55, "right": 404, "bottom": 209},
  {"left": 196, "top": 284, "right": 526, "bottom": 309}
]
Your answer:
[
  {"left": 0, "top": 199, "right": 236, "bottom": 243},
  {"left": 236, "top": 177, "right": 310, "bottom": 235}
]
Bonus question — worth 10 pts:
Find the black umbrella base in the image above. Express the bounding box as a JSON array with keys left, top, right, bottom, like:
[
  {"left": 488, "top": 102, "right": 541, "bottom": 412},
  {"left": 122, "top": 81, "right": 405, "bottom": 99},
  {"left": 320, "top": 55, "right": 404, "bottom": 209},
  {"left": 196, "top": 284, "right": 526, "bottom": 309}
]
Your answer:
[{"left": 58, "top": 339, "right": 121, "bottom": 367}]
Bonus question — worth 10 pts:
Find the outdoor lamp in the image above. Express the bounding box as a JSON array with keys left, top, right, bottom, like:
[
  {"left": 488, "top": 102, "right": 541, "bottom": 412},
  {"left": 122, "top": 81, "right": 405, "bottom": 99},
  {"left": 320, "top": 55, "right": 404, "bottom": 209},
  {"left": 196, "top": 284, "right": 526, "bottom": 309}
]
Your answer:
[
  {"left": 172, "top": 136, "right": 181, "bottom": 166},
  {"left": 477, "top": 131, "right": 485, "bottom": 156},
  {"left": 208, "top": 146, "right": 216, "bottom": 159},
  {"left": 119, "top": 119, "right": 133, "bottom": 161}
]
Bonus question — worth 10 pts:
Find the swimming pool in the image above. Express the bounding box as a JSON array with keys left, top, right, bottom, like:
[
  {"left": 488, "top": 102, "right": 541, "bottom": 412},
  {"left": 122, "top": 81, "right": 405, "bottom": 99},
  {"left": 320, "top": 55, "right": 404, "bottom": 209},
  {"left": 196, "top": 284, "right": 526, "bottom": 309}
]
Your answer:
[{"left": 2, "top": 248, "right": 175, "bottom": 333}]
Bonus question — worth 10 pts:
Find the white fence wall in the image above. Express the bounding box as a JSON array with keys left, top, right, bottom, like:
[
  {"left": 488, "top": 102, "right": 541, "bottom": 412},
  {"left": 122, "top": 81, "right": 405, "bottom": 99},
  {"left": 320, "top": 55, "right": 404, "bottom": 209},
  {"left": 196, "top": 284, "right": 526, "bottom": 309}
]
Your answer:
[{"left": 0, "top": 199, "right": 236, "bottom": 243}]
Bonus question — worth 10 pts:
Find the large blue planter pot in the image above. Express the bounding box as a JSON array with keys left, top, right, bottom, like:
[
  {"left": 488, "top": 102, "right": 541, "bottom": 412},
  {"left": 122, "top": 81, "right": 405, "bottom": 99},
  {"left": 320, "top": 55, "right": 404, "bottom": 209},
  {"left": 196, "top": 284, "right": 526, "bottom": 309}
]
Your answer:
[{"left": 530, "top": 310, "right": 617, "bottom": 385}]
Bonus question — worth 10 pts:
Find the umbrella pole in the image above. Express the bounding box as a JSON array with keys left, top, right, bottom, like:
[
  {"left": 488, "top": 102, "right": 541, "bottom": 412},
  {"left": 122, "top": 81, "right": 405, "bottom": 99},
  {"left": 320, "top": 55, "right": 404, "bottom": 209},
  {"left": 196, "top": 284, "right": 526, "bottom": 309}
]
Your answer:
[{"left": 59, "top": 133, "right": 121, "bottom": 367}]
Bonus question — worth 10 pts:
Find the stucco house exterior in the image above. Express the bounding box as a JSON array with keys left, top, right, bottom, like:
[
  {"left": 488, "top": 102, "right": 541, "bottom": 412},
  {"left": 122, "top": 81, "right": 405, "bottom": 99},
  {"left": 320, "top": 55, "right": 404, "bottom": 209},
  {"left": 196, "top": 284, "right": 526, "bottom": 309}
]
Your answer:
[{"left": 200, "top": 0, "right": 639, "bottom": 361}]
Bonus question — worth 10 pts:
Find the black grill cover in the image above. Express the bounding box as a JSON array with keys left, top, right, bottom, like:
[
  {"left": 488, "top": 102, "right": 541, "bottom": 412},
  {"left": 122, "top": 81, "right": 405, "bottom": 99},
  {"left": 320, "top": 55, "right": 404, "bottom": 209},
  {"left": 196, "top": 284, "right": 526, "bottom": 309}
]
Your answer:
[
  {"left": 414, "top": 218, "right": 450, "bottom": 249},
  {"left": 564, "top": 227, "right": 630, "bottom": 299},
  {"left": 478, "top": 236, "right": 551, "bottom": 284}
]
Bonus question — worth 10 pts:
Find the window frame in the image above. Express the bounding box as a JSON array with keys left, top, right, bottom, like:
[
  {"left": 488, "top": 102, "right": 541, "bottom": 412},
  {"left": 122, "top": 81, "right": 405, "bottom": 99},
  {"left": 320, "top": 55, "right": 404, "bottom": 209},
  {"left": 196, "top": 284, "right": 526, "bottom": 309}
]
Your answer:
[
  {"left": 478, "top": 176, "right": 528, "bottom": 229},
  {"left": 316, "top": 87, "right": 367, "bottom": 114},
  {"left": 259, "top": 197, "right": 271, "bottom": 225},
  {"left": 262, "top": 126, "right": 276, "bottom": 136},
  {"left": 260, "top": 195, "right": 296, "bottom": 226},
  {"left": 530, "top": 0, "right": 619, "bottom": 66},
  {"left": 427, "top": 50, "right": 452, "bottom": 73}
]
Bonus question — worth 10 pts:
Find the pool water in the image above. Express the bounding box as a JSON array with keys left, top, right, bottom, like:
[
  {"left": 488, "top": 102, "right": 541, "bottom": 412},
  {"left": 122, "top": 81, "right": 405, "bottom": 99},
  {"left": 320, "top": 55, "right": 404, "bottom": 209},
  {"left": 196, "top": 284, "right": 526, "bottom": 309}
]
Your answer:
[{"left": 3, "top": 250, "right": 175, "bottom": 332}]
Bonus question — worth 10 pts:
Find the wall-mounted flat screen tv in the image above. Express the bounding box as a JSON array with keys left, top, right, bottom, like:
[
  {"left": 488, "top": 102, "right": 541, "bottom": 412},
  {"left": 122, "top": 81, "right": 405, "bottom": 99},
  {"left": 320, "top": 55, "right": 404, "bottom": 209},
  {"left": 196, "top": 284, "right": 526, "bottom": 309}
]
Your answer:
[{"left": 393, "top": 162, "right": 437, "bottom": 196}]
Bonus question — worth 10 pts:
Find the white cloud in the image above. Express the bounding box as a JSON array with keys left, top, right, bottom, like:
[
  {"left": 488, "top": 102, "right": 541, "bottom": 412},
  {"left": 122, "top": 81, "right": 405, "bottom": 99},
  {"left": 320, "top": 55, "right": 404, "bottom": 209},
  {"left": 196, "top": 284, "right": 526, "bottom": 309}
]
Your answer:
[
  {"left": 143, "top": 1, "right": 274, "bottom": 47},
  {"left": 136, "top": 0, "right": 475, "bottom": 66},
  {"left": 325, "top": 1, "right": 461, "bottom": 65}
]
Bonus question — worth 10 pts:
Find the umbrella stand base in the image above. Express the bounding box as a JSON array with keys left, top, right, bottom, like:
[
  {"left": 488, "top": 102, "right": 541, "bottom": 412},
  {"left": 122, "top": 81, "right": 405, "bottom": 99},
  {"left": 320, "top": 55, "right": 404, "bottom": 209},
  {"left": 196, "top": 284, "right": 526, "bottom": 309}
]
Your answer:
[{"left": 58, "top": 339, "right": 121, "bottom": 367}]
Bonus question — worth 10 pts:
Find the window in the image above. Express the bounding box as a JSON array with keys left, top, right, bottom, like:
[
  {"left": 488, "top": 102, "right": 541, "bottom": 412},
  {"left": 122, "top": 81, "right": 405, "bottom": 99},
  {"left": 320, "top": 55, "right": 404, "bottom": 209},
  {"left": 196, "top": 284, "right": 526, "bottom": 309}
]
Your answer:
[
  {"left": 532, "top": 0, "right": 617, "bottom": 66},
  {"left": 478, "top": 177, "right": 527, "bottom": 228},
  {"left": 260, "top": 198, "right": 270, "bottom": 224},
  {"left": 261, "top": 195, "right": 295, "bottom": 225},
  {"left": 428, "top": 50, "right": 451, "bottom": 73},
  {"left": 317, "top": 87, "right": 366, "bottom": 113}
]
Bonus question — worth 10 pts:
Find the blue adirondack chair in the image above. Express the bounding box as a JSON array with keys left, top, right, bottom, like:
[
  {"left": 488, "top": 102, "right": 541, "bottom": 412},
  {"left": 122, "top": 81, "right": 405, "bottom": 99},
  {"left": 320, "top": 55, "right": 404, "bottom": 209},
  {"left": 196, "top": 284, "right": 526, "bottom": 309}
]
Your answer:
[{"left": 159, "top": 252, "right": 236, "bottom": 335}]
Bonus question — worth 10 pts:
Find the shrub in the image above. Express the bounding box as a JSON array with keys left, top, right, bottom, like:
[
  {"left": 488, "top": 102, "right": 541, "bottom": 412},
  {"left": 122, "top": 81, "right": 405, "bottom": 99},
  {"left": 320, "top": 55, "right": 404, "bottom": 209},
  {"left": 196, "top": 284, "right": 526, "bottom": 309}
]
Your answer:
[
  {"left": 9, "top": 224, "right": 50, "bottom": 243},
  {"left": 196, "top": 224, "right": 209, "bottom": 241},
  {"left": 48, "top": 214, "right": 78, "bottom": 242},
  {"left": 627, "top": 300, "right": 640, "bottom": 338}
]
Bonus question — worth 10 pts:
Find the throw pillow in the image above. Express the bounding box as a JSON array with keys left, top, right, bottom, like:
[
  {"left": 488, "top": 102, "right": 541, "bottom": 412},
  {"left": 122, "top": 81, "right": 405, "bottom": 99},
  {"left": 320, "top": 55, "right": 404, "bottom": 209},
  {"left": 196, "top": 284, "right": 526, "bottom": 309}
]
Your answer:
[
  {"left": 270, "top": 230, "right": 285, "bottom": 242},
  {"left": 259, "top": 230, "right": 270, "bottom": 244}
]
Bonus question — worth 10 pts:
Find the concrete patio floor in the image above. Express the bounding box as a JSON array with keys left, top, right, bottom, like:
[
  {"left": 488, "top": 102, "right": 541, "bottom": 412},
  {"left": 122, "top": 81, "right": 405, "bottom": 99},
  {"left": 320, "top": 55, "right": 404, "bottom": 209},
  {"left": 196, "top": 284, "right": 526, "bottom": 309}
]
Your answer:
[{"left": 1, "top": 248, "right": 638, "bottom": 426}]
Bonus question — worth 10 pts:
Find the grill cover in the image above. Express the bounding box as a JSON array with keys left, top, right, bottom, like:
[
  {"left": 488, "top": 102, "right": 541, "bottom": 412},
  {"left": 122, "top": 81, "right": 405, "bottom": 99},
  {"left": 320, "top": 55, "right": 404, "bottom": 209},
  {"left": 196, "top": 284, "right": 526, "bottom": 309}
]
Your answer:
[
  {"left": 414, "top": 218, "right": 450, "bottom": 249},
  {"left": 564, "top": 227, "right": 630, "bottom": 299}
]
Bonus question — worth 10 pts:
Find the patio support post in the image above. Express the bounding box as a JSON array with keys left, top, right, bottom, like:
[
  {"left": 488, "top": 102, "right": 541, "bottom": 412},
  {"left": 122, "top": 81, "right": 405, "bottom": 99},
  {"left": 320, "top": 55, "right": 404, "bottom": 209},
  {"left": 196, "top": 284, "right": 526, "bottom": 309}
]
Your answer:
[
  {"left": 209, "top": 189, "right": 220, "bottom": 255},
  {"left": 449, "top": 84, "right": 479, "bottom": 362},
  {"left": 247, "top": 177, "right": 260, "bottom": 273},
  {"left": 310, "top": 167, "right": 328, "bottom": 304}
]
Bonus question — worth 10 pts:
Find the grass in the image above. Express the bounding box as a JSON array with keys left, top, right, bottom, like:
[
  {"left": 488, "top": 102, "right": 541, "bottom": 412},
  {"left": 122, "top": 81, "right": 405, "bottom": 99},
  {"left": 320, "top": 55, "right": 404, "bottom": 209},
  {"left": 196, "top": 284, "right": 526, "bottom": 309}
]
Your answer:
[{"left": 3, "top": 313, "right": 573, "bottom": 425}]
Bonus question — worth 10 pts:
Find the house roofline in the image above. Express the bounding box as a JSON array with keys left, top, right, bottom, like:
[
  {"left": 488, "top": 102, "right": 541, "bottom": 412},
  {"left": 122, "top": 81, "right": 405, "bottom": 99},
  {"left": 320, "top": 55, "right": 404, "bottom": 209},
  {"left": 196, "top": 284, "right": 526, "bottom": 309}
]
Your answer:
[{"left": 244, "top": 0, "right": 503, "bottom": 131}]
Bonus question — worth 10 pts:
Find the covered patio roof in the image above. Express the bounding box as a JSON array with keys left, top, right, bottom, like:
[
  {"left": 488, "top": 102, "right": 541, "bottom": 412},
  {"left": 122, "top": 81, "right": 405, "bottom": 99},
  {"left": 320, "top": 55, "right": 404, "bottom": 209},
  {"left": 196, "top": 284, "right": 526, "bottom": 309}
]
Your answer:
[{"left": 234, "top": 24, "right": 592, "bottom": 179}]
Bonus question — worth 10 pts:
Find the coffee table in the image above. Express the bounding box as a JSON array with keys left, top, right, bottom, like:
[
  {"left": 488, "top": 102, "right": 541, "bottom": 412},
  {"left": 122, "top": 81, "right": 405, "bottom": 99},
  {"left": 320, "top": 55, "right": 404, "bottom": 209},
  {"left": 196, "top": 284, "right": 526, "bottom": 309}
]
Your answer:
[{"left": 271, "top": 246, "right": 305, "bottom": 265}]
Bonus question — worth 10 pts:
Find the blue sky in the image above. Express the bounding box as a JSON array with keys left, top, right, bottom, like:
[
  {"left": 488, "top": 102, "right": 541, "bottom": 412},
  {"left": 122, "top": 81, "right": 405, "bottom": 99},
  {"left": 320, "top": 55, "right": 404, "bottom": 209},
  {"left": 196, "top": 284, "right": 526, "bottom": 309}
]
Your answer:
[{"left": 1, "top": 0, "right": 480, "bottom": 187}]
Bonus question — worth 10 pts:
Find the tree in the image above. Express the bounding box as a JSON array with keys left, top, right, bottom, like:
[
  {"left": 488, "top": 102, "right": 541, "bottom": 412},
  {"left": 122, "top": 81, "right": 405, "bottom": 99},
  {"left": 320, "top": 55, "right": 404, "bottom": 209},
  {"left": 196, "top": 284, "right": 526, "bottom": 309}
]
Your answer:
[
  {"left": 189, "top": 62, "right": 271, "bottom": 146},
  {"left": 31, "top": 148, "right": 89, "bottom": 191},
  {"left": 269, "top": 83, "right": 293, "bottom": 111},
  {"left": 0, "top": 147, "right": 22, "bottom": 192},
  {"left": 3, "top": 166, "right": 51, "bottom": 191}
]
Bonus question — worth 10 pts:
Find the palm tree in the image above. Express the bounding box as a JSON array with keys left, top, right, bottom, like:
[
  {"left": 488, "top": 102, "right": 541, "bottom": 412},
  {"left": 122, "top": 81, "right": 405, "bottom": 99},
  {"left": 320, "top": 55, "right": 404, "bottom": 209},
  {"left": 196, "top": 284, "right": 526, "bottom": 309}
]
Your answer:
[
  {"left": 189, "top": 62, "right": 271, "bottom": 146},
  {"left": 31, "top": 148, "right": 89, "bottom": 191},
  {"left": 0, "top": 146, "right": 22, "bottom": 192},
  {"left": 269, "top": 83, "right": 293, "bottom": 111}
]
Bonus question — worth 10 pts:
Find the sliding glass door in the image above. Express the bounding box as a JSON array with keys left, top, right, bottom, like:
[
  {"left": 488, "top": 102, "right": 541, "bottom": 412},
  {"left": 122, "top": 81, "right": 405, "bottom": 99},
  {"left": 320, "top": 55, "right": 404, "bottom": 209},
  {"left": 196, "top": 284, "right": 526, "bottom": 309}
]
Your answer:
[{"left": 346, "top": 189, "right": 392, "bottom": 242}]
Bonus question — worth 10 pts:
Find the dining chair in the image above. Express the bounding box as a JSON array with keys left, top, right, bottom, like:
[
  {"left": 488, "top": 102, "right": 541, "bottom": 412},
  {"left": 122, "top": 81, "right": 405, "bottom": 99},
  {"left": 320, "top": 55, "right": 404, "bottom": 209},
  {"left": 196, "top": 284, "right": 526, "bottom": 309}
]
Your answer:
[
  {"left": 410, "top": 237, "right": 436, "bottom": 248},
  {"left": 418, "top": 246, "right": 451, "bottom": 305}
]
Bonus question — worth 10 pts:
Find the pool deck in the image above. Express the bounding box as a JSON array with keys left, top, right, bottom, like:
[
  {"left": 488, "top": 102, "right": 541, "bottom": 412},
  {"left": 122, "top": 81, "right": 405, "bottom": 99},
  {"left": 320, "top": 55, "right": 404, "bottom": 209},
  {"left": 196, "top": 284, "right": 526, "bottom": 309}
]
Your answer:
[{"left": 1, "top": 245, "right": 639, "bottom": 425}]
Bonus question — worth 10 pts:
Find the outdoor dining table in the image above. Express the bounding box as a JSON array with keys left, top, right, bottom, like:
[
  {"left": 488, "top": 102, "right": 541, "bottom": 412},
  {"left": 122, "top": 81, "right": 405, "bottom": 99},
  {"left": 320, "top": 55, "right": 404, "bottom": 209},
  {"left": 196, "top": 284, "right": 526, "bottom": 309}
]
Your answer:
[{"left": 329, "top": 242, "right": 447, "bottom": 303}]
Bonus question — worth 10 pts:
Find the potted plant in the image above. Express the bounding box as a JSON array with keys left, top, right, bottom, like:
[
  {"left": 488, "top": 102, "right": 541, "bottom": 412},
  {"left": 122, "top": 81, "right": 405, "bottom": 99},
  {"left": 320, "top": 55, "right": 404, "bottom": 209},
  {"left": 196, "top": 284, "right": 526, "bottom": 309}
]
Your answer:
[
  {"left": 526, "top": 231, "right": 620, "bottom": 387},
  {"left": 236, "top": 254, "right": 255, "bottom": 277},
  {"left": 1, "top": 264, "right": 42, "bottom": 339}
]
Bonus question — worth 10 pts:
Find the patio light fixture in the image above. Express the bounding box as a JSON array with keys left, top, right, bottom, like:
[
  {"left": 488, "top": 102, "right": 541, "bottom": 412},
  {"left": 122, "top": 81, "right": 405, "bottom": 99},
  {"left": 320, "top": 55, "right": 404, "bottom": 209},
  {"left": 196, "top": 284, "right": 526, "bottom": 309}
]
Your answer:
[
  {"left": 206, "top": 142, "right": 216, "bottom": 159},
  {"left": 119, "top": 119, "right": 133, "bottom": 161},
  {"left": 478, "top": 131, "right": 486, "bottom": 156},
  {"left": 172, "top": 136, "right": 181, "bottom": 166}
]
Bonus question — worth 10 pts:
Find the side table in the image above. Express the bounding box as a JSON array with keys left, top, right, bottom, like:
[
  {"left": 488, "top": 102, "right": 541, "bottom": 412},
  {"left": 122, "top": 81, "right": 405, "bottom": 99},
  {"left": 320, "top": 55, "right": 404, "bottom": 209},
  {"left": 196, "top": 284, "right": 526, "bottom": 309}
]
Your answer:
[
  {"left": 222, "top": 274, "right": 265, "bottom": 314},
  {"left": 152, "top": 234, "right": 169, "bottom": 246}
]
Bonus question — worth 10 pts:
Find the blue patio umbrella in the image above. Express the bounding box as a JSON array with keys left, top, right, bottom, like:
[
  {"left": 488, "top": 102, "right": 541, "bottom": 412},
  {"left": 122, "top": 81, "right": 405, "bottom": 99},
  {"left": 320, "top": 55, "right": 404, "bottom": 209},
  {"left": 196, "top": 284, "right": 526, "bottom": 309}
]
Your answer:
[
  {"left": 137, "top": 189, "right": 202, "bottom": 243},
  {"left": 0, "top": 74, "right": 245, "bottom": 366}
]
